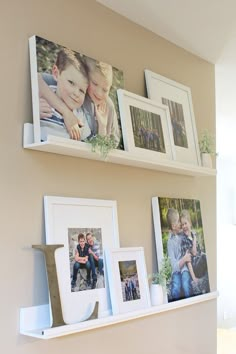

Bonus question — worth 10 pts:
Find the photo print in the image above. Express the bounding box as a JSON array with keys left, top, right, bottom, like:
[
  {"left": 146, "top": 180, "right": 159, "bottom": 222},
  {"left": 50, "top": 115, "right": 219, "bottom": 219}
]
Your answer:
[
  {"left": 29, "top": 35, "right": 124, "bottom": 148},
  {"left": 152, "top": 197, "right": 210, "bottom": 303},
  {"left": 68, "top": 227, "right": 104, "bottom": 292},
  {"left": 129, "top": 106, "right": 166, "bottom": 153},
  {"left": 118, "top": 260, "right": 141, "bottom": 302},
  {"left": 161, "top": 98, "right": 188, "bottom": 148}
]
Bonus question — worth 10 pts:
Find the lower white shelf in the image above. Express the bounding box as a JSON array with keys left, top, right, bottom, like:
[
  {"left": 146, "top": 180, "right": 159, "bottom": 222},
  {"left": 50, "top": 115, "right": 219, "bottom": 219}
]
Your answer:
[
  {"left": 20, "top": 291, "right": 218, "bottom": 339},
  {"left": 23, "top": 123, "right": 216, "bottom": 177}
]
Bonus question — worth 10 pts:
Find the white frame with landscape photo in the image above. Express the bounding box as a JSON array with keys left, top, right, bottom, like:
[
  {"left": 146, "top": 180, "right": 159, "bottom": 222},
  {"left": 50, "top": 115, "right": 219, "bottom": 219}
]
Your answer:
[
  {"left": 105, "top": 247, "right": 151, "bottom": 315},
  {"left": 44, "top": 196, "right": 120, "bottom": 324},
  {"left": 117, "top": 89, "right": 175, "bottom": 161},
  {"left": 145, "top": 70, "right": 201, "bottom": 165},
  {"left": 152, "top": 196, "right": 210, "bottom": 304}
]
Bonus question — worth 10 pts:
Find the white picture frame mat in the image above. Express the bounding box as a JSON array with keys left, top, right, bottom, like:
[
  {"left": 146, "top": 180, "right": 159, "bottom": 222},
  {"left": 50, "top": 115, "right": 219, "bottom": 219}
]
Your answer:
[
  {"left": 145, "top": 70, "right": 201, "bottom": 165},
  {"left": 118, "top": 89, "right": 175, "bottom": 161},
  {"left": 44, "top": 196, "right": 120, "bottom": 324}
]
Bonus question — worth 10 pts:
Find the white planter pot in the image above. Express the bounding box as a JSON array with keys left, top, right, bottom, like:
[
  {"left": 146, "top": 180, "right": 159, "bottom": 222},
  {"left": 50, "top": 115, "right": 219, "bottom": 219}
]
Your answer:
[
  {"left": 150, "top": 284, "right": 164, "bottom": 306},
  {"left": 201, "top": 153, "right": 212, "bottom": 168}
]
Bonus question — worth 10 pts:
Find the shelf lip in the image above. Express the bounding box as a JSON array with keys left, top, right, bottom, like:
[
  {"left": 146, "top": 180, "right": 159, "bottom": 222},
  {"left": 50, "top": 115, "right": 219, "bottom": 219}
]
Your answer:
[
  {"left": 20, "top": 290, "right": 218, "bottom": 339},
  {"left": 23, "top": 123, "right": 216, "bottom": 177}
]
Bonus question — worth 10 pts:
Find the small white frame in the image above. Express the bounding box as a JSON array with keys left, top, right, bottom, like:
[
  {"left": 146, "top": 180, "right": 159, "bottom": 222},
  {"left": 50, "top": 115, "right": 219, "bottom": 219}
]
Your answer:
[
  {"left": 44, "top": 196, "right": 120, "bottom": 324},
  {"left": 145, "top": 70, "right": 201, "bottom": 166},
  {"left": 105, "top": 247, "right": 151, "bottom": 315},
  {"left": 117, "top": 89, "right": 175, "bottom": 162}
]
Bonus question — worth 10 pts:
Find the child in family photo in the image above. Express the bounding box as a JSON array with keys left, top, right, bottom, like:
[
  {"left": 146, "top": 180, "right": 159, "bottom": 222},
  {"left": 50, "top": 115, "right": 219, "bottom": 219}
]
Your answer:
[
  {"left": 39, "top": 48, "right": 91, "bottom": 141},
  {"left": 34, "top": 37, "right": 123, "bottom": 145},
  {"left": 157, "top": 197, "right": 210, "bottom": 302}
]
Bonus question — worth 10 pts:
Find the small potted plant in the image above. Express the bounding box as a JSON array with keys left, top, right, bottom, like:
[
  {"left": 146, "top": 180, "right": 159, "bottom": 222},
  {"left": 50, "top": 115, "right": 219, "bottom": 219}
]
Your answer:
[
  {"left": 149, "top": 255, "right": 172, "bottom": 306},
  {"left": 198, "top": 130, "right": 215, "bottom": 168},
  {"left": 86, "top": 134, "right": 117, "bottom": 160}
]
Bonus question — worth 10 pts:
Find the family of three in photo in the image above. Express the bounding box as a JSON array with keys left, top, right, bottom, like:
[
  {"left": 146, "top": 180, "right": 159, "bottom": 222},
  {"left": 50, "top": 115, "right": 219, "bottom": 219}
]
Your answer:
[
  {"left": 33, "top": 36, "right": 123, "bottom": 146},
  {"left": 69, "top": 230, "right": 104, "bottom": 292},
  {"left": 158, "top": 198, "right": 210, "bottom": 302}
]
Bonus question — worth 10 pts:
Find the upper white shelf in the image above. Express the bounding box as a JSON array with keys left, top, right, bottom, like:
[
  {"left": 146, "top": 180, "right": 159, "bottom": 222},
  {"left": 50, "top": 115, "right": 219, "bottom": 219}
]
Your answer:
[
  {"left": 20, "top": 291, "right": 218, "bottom": 339},
  {"left": 23, "top": 123, "right": 216, "bottom": 177}
]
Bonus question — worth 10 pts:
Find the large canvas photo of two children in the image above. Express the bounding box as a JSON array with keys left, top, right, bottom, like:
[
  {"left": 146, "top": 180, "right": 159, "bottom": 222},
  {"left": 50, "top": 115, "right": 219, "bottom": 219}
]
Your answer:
[
  {"left": 29, "top": 35, "right": 124, "bottom": 148},
  {"left": 152, "top": 197, "right": 210, "bottom": 303}
]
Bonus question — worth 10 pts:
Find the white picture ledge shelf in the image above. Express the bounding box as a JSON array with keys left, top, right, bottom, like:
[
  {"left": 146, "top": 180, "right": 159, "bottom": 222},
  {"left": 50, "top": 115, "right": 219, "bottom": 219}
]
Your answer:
[
  {"left": 23, "top": 123, "right": 216, "bottom": 177},
  {"left": 20, "top": 291, "right": 218, "bottom": 339}
]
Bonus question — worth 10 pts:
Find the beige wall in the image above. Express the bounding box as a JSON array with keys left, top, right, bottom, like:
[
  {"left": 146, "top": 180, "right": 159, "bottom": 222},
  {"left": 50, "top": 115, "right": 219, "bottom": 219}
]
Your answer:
[{"left": 1, "top": 0, "right": 216, "bottom": 353}]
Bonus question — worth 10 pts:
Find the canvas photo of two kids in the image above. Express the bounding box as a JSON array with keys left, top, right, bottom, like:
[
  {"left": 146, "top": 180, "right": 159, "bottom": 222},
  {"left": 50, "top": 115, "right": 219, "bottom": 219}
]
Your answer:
[
  {"left": 152, "top": 197, "right": 210, "bottom": 303},
  {"left": 29, "top": 35, "right": 124, "bottom": 148}
]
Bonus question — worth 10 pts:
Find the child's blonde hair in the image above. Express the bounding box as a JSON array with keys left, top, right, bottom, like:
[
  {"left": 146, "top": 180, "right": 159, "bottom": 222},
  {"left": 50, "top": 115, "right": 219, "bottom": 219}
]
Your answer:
[
  {"left": 166, "top": 208, "right": 179, "bottom": 229},
  {"left": 86, "top": 58, "right": 113, "bottom": 84},
  {"left": 180, "top": 209, "right": 191, "bottom": 224}
]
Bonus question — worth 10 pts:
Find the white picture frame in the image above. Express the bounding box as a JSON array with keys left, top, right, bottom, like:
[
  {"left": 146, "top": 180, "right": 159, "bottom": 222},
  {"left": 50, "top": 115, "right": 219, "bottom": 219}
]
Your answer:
[
  {"left": 105, "top": 247, "right": 151, "bottom": 315},
  {"left": 117, "top": 89, "right": 175, "bottom": 161},
  {"left": 152, "top": 196, "right": 210, "bottom": 303},
  {"left": 145, "top": 70, "right": 201, "bottom": 165},
  {"left": 44, "top": 196, "right": 120, "bottom": 324}
]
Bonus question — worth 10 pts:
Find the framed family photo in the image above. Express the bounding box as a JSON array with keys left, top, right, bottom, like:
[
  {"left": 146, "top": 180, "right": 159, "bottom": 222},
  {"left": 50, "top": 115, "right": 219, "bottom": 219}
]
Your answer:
[
  {"left": 105, "top": 247, "right": 151, "bottom": 315},
  {"left": 44, "top": 196, "right": 120, "bottom": 324},
  {"left": 152, "top": 196, "right": 210, "bottom": 303},
  {"left": 145, "top": 70, "right": 201, "bottom": 165},
  {"left": 117, "top": 89, "right": 175, "bottom": 162},
  {"left": 29, "top": 35, "right": 124, "bottom": 148}
]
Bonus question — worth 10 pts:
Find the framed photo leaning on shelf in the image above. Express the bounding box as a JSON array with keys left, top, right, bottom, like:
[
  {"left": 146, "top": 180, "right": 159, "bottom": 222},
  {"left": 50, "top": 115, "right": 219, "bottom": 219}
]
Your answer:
[
  {"left": 117, "top": 89, "right": 175, "bottom": 162},
  {"left": 29, "top": 35, "right": 124, "bottom": 148},
  {"left": 105, "top": 247, "right": 151, "bottom": 315},
  {"left": 145, "top": 70, "right": 201, "bottom": 165},
  {"left": 44, "top": 196, "right": 120, "bottom": 324},
  {"left": 152, "top": 196, "right": 210, "bottom": 304}
]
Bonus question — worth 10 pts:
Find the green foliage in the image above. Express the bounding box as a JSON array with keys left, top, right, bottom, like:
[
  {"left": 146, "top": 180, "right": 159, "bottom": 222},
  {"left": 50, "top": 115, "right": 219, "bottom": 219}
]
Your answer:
[
  {"left": 149, "top": 255, "right": 172, "bottom": 288},
  {"left": 36, "top": 37, "right": 61, "bottom": 73},
  {"left": 159, "top": 198, "right": 202, "bottom": 231},
  {"left": 86, "top": 134, "right": 117, "bottom": 159},
  {"left": 199, "top": 130, "right": 215, "bottom": 154}
]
